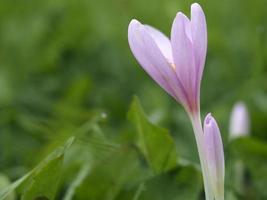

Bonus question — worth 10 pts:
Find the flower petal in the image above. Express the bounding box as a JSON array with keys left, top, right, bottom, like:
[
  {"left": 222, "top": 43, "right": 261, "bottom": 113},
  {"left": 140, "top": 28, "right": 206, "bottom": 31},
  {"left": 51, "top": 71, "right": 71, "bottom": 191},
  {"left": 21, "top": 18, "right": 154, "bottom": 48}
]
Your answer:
[
  {"left": 204, "top": 113, "right": 225, "bottom": 199},
  {"left": 171, "top": 12, "right": 196, "bottom": 107},
  {"left": 144, "top": 25, "right": 173, "bottom": 64},
  {"left": 191, "top": 3, "right": 207, "bottom": 85},
  {"left": 128, "top": 19, "right": 187, "bottom": 103}
]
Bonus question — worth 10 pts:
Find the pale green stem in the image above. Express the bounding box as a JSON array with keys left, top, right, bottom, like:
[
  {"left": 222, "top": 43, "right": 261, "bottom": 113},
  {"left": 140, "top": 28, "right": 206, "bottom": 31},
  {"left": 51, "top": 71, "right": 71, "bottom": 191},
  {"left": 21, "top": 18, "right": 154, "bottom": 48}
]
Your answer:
[{"left": 189, "top": 111, "right": 214, "bottom": 200}]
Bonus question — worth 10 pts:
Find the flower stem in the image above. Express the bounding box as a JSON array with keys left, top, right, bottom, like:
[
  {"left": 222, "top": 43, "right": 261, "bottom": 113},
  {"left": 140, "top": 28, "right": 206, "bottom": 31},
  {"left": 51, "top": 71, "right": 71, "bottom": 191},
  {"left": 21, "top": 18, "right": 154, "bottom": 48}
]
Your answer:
[{"left": 189, "top": 111, "right": 214, "bottom": 200}]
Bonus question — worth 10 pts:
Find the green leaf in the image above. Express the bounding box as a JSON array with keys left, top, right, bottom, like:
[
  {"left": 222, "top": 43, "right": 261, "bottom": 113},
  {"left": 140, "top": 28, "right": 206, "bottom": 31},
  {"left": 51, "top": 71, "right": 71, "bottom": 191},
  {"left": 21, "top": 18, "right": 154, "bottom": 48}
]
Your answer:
[
  {"left": 63, "top": 163, "right": 90, "bottom": 200},
  {"left": 137, "top": 165, "right": 202, "bottom": 200},
  {"left": 229, "top": 137, "right": 267, "bottom": 198},
  {"left": 0, "top": 174, "right": 30, "bottom": 200},
  {"left": 127, "top": 96, "right": 178, "bottom": 174},
  {"left": 0, "top": 137, "right": 75, "bottom": 200},
  {"left": 20, "top": 137, "right": 75, "bottom": 200},
  {"left": 20, "top": 156, "right": 63, "bottom": 200},
  {"left": 75, "top": 146, "right": 147, "bottom": 200}
]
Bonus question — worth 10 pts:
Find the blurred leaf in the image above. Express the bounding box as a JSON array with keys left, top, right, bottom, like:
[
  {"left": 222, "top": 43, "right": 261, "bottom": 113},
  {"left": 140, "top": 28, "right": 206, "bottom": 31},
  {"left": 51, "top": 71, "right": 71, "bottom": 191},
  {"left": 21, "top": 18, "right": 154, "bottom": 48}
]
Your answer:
[
  {"left": 0, "top": 174, "right": 16, "bottom": 200},
  {"left": 128, "top": 96, "right": 178, "bottom": 174},
  {"left": 76, "top": 146, "right": 148, "bottom": 200},
  {"left": 63, "top": 163, "right": 90, "bottom": 200},
  {"left": 225, "top": 190, "right": 238, "bottom": 200},
  {"left": 20, "top": 156, "right": 63, "bottom": 200},
  {"left": 20, "top": 137, "right": 75, "bottom": 200},
  {"left": 0, "top": 173, "right": 30, "bottom": 200},
  {"left": 138, "top": 165, "right": 202, "bottom": 200},
  {"left": 229, "top": 137, "right": 267, "bottom": 198},
  {"left": 131, "top": 183, "right": 145, "bottom": 200},
  {"left": 230, "top": 137, "right": 267, "bottom": 158},
  {"left": 0, "top": 137, "right": 74, "bottom": 200}
]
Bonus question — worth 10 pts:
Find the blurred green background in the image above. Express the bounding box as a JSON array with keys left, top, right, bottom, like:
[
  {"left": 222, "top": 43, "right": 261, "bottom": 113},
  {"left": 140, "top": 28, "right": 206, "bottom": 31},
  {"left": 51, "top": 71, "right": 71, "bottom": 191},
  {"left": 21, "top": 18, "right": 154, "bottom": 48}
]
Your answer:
[{"left": 0, "top": 0, "right": 267, "bottom": 199}]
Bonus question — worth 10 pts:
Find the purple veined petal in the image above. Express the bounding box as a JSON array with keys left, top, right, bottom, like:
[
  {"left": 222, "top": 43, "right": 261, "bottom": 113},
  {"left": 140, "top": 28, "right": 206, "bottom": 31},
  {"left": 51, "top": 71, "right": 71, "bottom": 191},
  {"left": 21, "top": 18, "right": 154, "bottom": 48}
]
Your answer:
[
  {"left": 171, "top": 12, "right": 196, "bottom": 110},
  {"left": 204, "top": 113, "right": 225, "bottom": 199},
  {"left": 143, "top": 25, "right": 173, "bottom": 64},
  {"left": 128, "top": 19, "right": 188, "bottom": 104},
  {"left": 190, "top": 3, "right": 207, "bottom": 91}
]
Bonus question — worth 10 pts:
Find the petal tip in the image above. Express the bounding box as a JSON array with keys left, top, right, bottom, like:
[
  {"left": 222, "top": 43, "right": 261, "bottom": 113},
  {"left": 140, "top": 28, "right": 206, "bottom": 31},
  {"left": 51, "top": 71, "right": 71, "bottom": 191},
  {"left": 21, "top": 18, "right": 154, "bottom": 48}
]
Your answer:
[
  {"left": 175, "top": 12, "right": 187, "bottom": 19},
  {"left": 128, "top": 19, "right": 143, "bottom": 40},
  {"left": 129, "top": 19, "right": 141, "bottom": 28},
  {"left": 204, "top": 113, "right": 213, "bottom": 125},
  {"left": 172, "top": 12, "right": 189, "bottom": 29},
  {"left": 130, "top": 19, "right": 140, "bottom": 24},
  {"left": 191, "top": 3, "right": 205, "bottom": 18},
  {"left": 191, "top": 3, "right": 202, "bottom": 11}
]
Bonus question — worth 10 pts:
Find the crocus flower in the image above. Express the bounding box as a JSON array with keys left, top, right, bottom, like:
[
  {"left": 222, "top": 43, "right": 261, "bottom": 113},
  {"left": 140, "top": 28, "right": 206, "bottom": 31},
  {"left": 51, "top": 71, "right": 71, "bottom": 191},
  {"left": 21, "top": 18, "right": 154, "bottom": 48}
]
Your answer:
[
  {"left": 128, "top": 3, "right": 224, "bottom": 200},
  {"left": 128, "top": 3, "right": 206, "bottom": 114},
  {"left": 204, "top": 114, "right": 225, "bottom": 200},
  {"left": 229, "top": 102, "right": 250, "bottom": 139}
]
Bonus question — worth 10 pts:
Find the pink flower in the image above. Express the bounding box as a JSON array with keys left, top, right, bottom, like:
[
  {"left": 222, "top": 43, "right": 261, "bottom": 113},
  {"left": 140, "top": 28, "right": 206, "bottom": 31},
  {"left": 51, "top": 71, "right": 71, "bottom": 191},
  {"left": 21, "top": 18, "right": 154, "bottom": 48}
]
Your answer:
[
  {"left": 229, "top": 102, "right": 250, "bottom": 138},
  {"left": 204, "top": 113, "right": 225, "bottom": 200},
  {"left": 128, "top": 3, "right": 225, "bottom": 200},
  {"left": 128, "top": 3, "right": 207, "bottom": 113}
]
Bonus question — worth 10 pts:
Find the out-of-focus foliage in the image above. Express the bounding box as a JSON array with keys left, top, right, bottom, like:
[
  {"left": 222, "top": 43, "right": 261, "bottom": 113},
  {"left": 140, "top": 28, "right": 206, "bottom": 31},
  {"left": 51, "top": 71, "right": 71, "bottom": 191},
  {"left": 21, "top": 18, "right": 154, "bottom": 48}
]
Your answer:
[
  {"left": 0, "top": 0, "right": 266, "bottom": 199},
  {"left": 0, "top": 137, "right": 74, "bottom": 200},
  {"left": 128, "top": 97, "right": 177, "bottom": 174}
]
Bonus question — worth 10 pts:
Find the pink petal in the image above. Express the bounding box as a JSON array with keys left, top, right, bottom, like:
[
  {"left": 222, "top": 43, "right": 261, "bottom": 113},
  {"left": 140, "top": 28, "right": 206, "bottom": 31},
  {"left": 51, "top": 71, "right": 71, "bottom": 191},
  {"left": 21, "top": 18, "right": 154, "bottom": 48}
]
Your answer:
[
  {"left": 229, "top": 102, "right": 250, "bottom": 138},
  {"left": 144, "top": 25, "right": 173, "bottom": 64},
  {"left": 204, "top": 113, "right": 225, "bottom": 197},
  {"left": 171, "top": 12, "right": 196, "bottom": 108},
  {"left": 128, "top": 19, "right": 187, "bottom": 103},
  {"left": 190, "top": 3, "right": 207, "bottom": 87}
]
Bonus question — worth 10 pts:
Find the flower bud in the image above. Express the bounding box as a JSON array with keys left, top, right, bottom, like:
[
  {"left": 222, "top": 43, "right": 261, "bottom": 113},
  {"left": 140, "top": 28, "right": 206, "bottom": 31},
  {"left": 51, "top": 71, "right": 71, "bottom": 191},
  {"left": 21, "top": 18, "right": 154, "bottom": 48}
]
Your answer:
[
  {"left": 204, "top": 113, "right": 225, "bottom": 199},
  {"left": 229, "top": 102, "right": 250, "bottom": 139}
]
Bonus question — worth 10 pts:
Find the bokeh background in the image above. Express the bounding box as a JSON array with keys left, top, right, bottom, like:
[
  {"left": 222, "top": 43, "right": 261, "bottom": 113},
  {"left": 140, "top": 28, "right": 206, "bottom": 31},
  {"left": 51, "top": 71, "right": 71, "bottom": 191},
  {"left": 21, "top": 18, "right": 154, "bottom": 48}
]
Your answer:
[{"left": 0, "top": 0, "right": 266, "bottom": 199}]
